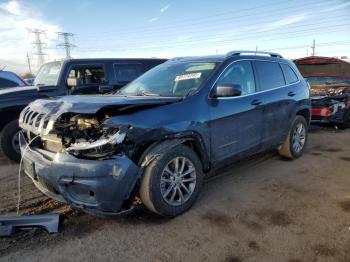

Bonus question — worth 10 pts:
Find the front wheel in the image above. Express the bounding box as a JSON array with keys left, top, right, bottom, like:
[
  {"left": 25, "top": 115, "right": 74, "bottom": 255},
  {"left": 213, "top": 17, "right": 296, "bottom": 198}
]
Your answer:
[
  {"left": 278, "top": 115, "right": 308, "bottom": 159},
  {"left": 140, "top": 144, "right": 204, "bottom": 217},
  {"left": 0, "top": 119, "right": 21, "bottom": 162}
]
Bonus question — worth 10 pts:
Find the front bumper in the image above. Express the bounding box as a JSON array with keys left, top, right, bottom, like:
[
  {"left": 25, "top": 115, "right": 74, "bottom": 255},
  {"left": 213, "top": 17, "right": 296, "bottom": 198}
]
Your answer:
[{"left": 19, "top": 132, "right": 140, "bottom": 216}]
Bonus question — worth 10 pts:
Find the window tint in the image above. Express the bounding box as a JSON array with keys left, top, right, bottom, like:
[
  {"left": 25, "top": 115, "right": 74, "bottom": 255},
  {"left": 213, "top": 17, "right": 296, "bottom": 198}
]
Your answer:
[
  {"left": 114, "top": 64, "right": 143, "bottom": 83},
  {"left": 217, "top": 61, "right": 256, "bottom": 95},
  {"left": 68, "top": 66, "right": 106, "bottom": 85},
  {"left": 280, "top": 63, "right": 299, "bottom": 84},
  {"left": 0, "top": 77, "right": 18, "bottom": 88},
  {"left": 254, "top": 61, "right": 285, "bottom": 91}
]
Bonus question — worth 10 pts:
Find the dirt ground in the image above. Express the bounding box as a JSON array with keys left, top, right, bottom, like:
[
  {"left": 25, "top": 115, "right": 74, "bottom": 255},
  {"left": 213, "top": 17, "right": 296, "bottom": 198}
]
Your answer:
[{"left": 0, "top": 125, "right": 349, "bottom": 262}]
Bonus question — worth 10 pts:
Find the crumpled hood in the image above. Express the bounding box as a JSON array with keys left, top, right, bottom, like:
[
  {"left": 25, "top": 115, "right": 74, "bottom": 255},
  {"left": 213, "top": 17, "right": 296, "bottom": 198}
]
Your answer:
[
  {"left": 28, "top": 95, "right": 181, "bottom": 114},
  {"left": 20, "top": 95, "right": 181, "bottom": 136}
]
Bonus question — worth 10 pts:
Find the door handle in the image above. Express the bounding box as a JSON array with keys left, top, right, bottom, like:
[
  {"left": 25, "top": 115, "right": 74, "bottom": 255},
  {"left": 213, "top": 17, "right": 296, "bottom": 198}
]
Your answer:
[
  {"left": 251, "top": 99, "right": 262, "bottom": 106},
  {"left": 288, "top": 91, "right": 296, "bottom": 97}
]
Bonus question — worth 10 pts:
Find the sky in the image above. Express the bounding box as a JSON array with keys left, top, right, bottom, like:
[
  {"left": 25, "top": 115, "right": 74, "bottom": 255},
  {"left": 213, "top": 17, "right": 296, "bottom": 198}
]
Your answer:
[{"left": 0, "top": 0, "right": 349, "bottom": 74}]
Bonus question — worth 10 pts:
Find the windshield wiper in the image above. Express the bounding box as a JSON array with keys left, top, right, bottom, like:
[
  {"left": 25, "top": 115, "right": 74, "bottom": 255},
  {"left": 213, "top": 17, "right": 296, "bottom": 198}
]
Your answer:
[
  {"left": 182, "top": 89, "right": 195, "bottom": 100},
  {"left": 134, "top": 91, "right": 160, "bottom": 96}
]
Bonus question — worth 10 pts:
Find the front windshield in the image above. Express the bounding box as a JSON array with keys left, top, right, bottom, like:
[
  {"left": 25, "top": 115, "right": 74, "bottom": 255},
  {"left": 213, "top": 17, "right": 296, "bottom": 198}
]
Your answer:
[
  {"left": 118, "top": 62, "right": 217, "bottom": 97},
  {"left": 34, "top": 61, "right": 62, "bottom": 86}
]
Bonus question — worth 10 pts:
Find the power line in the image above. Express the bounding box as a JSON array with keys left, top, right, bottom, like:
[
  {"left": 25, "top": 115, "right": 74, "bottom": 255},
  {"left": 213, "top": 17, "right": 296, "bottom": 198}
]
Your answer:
[
  {"left": 78, "top": 23, "right": 350, "bottom": 51},
  {"left": 57, "top": 32, "right": 76, "bottom": 58},
  {"left": 78, "top": 0, "right": 331, "bottom": 38},
  {"left": 77, "top": 12, "right": 350, "bottom": 45},
  {"left": 26, "top": 28, "right": 47, "bottom": 70}
]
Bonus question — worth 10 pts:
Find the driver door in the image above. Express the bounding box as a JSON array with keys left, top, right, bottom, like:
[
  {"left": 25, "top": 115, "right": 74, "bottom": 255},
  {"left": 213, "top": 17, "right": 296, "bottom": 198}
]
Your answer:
[
  {"left": 67, "top": 65, "right": 107, "bottom": 94},
  {"left": 208, "top": 60, "right": 263, "bottom": 164}
]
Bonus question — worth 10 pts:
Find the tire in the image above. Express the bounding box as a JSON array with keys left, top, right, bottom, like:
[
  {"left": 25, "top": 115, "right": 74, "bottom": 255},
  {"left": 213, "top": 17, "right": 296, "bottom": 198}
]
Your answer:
[
  {"left": 278, "top": 115, "right": 308, "bottom": 160},
  {"left": 140, "top": 143, "right": 204, "bottom": 217},
  {"left": 0, "top": 119, "right": 21, "bottom": 162},
  {"left": 337, "top": 110, "right": 350, "bottom": 130}
]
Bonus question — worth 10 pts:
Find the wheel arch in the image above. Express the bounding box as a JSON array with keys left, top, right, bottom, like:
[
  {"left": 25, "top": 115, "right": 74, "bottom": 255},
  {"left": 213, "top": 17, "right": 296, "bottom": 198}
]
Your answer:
[
  {"left": 135, "top": 131, "right": 210, "bottom": 173},
  {"left": 296, "top": 106, "right": 311, "bottom": 125},
  {"left": 0, "top": 108, "right": 23, "bottom": 131}
]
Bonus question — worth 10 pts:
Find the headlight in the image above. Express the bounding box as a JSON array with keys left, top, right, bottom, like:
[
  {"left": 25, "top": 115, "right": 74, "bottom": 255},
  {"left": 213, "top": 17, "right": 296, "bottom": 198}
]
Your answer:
[{"left": 66, "top": 131, "right": 126, "bottom": 152}]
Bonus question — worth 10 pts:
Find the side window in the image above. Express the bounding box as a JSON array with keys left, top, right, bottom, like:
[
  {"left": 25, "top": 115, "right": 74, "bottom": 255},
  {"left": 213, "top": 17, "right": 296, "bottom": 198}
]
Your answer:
[
  {"left": 217, "top": 61, "right": 256, "bottom": 95},
  {"left": 114, "top": 64, "right": 143, "bottom": 83},
  {"left": 68, "top": 66, "right": 106, "bottom": 85},
  {"left": 280, "top": 63, "right": 299, "bottom": 84},
  {"left": 254, "top": 61, "right": 285, "bottom": 91}
]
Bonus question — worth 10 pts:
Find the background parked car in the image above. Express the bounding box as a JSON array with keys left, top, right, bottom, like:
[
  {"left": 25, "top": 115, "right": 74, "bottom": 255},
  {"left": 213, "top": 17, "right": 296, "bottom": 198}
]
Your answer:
[
  {"left": 24, "top": 78, "right": 35, "bottom": 85},
  {"left": 0, "top": 58, "right": 166, "bottom": 161},
  {"left": 294, "top": 56, "right": 350, "bottom": 129},
  {"left": 0, "top": 70, "right": 27, "bottom": 89}
]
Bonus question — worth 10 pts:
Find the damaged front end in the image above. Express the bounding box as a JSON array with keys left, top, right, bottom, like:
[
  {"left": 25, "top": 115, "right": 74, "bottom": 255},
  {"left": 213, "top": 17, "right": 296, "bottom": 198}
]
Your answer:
[{"left": 18, "top": 100, "right": 152, "bottom": 216}]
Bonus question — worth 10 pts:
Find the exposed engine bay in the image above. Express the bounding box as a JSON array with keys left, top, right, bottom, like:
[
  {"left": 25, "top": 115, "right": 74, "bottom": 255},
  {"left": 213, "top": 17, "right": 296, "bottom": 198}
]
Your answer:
[{"left": 39, "top": 113, "right": 127, "bottom": 159}]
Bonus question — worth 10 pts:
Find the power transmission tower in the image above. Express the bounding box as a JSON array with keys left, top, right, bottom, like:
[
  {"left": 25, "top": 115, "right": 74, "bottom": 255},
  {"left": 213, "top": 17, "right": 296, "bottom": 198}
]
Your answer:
[
  {"left": 57, "top": 32, "right": 76, "bottom": 58},
  {"left": 27, "top": 28, "right": 47, "bottom": 69},
  {"left": 26, "top": 52, "right": 32, "bottom": 74},
  {"left": 311, "top": 39, "right": 316, "bottom": 56}
]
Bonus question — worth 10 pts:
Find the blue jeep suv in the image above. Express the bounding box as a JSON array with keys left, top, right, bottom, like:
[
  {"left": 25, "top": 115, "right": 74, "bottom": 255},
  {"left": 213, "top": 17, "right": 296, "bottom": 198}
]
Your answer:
[{"left": 19, "top": 51, "right": 311, "bottom": 217}]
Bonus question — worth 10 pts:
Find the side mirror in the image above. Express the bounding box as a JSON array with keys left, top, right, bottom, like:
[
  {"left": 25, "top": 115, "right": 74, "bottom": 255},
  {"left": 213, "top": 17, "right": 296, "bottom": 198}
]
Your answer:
[
  {"left": 212, "top": 83, "right": 242, "bottom": 98},
  {"left": 99, "top": 85, "right": 114, "bottom": 93},
  {"left": 67, "top": 77, "right": 81, "bottom": 88}
]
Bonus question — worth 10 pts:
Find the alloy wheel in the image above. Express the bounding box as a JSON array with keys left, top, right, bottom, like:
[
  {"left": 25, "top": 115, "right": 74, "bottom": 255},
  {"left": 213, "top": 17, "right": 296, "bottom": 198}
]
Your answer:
[
  {"left": 160, "top": 157, "right": 197, "bottom": 206},
  {"left": 292, "top": 123, "right": 306, "bottom": 153}
]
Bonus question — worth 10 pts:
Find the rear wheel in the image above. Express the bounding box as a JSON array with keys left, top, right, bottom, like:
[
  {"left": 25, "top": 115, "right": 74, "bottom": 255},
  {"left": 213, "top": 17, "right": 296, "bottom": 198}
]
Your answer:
[
  {"left": 278, "top": 115, "right": 308, "bottom": 159},
  {"left": 140, "top": 144, "right": 204, "bottom": 217},
  {"left": 0, "top": 119, "right": 21, "bottom": 162}
]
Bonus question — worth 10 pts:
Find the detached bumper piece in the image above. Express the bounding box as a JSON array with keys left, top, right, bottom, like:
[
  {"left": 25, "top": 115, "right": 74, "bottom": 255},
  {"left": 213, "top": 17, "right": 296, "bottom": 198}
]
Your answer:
[
  {"left": 19, "top": 132, "right": 141, "bottom": 216},
  {"left": 0, "top": 214, "right": 60, "bottom": 237}
]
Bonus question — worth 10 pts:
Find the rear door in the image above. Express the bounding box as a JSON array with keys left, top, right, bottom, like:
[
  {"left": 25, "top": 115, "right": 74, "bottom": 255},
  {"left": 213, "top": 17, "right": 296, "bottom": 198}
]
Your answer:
[
  {"left": 209, "top": 60, "right": 263, "bottom": 163},
  {"left": 253, "top": 60, "right": 294, "bottom": 147}
]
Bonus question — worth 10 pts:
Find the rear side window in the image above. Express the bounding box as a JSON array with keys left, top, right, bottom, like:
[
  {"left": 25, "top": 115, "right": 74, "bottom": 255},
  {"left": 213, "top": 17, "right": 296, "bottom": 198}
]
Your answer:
[
  {"left": 0, "top": 77, "right": 19, "bottom": 88},
  {"left": 114, "top": 64, "right": 143, "bottom": 83},
  {"left": 254, "top": 61, "right": 285, "bottom": 91},
  {"left": 280, "top": 63, "right": 299, "bottom": 84}
]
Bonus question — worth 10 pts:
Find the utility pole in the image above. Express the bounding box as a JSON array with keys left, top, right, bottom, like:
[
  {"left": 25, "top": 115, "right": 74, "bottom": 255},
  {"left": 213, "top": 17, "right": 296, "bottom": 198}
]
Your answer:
[
  {"left": 311, "top": 39, "right": 316, "bottom": 56},
  {"left": 57, "top": 32, "right": 76, "bottom": 58},
  {"left": 26, "top": 52, "right": 32, "bottom": 74},
  {"left": 27, "top": 28, "right": 47, "bottom": 70}
]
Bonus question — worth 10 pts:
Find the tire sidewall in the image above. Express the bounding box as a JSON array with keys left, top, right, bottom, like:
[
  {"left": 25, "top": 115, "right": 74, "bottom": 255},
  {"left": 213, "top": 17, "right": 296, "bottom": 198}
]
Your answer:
[
  {"left": 0, "top": 120, "right": 21, "bottom": 162},
  {"left": 146, "top": 145, "right": 203, "bottom": 217},
  {"left": 341, "top": 110, "right": 350, "bottom": 129},
  {"left": 289, "top": 116, "right": 308, "bottom": 159}
]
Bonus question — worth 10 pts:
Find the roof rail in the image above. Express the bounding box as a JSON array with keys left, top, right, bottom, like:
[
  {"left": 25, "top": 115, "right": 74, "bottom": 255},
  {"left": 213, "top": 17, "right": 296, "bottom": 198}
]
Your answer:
[{"left": 227, "top": 50, "right": 283, "bottom": 58}]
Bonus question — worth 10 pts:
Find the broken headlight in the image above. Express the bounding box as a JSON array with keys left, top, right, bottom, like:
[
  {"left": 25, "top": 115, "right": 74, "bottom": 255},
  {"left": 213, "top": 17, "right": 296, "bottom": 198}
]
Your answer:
[{"left": 66, "top": 129, "right": 126, "bottom": 159}]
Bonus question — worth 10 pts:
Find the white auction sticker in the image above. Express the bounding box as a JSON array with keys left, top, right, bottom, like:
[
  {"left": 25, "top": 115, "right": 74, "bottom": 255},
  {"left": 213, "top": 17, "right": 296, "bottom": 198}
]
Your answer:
[{"left": 175, "top": 72, "right": 202, "bottom": 81}]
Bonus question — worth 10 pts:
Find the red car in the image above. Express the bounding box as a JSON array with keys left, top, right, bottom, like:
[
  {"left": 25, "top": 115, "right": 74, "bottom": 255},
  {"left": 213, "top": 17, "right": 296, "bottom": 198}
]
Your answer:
[{"left": 294, "top": 56, "right": 350, "bottom": 129}]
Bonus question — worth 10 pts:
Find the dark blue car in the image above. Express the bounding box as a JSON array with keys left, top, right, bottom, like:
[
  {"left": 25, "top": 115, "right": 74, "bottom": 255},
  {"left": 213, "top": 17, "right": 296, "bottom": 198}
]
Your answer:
[{"left": 19, "top": 51, "right": 311, "bottom": 217}]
